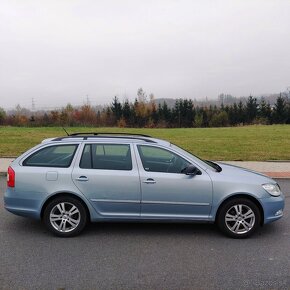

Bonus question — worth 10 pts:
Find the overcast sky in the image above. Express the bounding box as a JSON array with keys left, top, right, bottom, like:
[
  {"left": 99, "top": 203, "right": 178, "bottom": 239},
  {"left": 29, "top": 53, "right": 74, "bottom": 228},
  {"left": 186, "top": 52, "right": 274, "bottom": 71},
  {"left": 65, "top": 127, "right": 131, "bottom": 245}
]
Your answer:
[{"left": 1, "top": 0, "right": 290, "bottom": 109}]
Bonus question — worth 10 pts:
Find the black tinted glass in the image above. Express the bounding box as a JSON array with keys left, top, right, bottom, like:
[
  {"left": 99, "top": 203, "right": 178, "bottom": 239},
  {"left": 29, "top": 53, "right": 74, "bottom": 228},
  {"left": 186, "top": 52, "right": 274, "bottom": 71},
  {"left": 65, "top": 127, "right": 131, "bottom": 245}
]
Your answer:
[
  {"left": 138, "top": 145, "right": 190, "bottom": 173},
  {"left": 23, "top": 145, "right": 78, "bottom": 167},
  {"left": 80, "top": 144, "right": 132, "bottom": 170}
]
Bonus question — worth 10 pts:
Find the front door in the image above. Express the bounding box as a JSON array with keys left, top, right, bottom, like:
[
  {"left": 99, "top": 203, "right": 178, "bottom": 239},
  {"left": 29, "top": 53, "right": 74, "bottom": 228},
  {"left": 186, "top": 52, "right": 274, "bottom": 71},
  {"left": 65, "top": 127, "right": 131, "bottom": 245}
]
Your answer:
[
  {"left": 72, "top": 143, "right": 141, "bottom": 217},
  {"left": 135, "top": 145, "right": 212, "bottom": 220}
]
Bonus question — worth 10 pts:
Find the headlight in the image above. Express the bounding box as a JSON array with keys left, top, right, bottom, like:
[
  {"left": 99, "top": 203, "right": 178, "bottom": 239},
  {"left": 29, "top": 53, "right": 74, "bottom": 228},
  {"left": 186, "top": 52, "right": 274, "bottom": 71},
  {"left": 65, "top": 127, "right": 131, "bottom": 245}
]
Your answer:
[{"left": 262, "top": 183, "right": 281, "bottom": 197}]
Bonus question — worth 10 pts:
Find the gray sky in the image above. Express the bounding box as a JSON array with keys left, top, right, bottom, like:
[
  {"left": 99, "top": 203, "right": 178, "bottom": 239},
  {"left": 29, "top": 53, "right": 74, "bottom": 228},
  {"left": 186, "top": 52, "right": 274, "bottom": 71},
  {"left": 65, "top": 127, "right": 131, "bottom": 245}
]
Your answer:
[{"left": 1, "top": 0, "right": 290, "bottom": 109}]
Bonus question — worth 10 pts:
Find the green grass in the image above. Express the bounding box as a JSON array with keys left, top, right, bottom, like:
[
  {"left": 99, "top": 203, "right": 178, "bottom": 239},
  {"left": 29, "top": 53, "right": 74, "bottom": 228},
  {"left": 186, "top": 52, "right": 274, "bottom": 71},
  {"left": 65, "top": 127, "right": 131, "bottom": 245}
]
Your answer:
[{"left": 0, "top": 125, "right": 289, "bottom": 161}]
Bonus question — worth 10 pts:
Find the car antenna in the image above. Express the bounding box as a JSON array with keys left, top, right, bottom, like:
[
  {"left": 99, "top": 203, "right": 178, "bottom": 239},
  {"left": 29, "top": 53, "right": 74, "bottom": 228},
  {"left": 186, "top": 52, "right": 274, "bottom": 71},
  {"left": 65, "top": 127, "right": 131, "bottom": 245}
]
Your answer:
[{"left": 62, "top": 127, "right": 69, "bottom": 136}]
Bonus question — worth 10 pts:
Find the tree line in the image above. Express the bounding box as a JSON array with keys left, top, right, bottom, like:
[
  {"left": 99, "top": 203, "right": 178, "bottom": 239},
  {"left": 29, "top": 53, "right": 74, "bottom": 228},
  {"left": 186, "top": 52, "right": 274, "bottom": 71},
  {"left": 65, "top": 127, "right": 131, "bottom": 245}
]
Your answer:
[{"left": 0, "top": 89, "right": 289, "bottom": 127}]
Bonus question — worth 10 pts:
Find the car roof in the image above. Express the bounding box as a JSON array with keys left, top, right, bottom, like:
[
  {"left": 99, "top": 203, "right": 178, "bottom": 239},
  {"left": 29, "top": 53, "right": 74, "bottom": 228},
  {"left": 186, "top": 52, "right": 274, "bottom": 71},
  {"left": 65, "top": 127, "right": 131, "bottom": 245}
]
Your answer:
[{"left": 41, "top": 133, "right": 170, "bottom": 147}]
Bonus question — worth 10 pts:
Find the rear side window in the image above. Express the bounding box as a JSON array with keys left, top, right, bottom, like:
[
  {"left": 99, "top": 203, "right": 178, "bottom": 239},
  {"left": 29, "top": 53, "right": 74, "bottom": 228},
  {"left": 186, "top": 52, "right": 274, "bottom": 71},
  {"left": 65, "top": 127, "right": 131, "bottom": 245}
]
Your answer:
[
  {"left": 80, "top": 144, "right": 132, "bottom": 170},
  {"left": 23, "top": 145, "right": 78, "bottom": 167}
]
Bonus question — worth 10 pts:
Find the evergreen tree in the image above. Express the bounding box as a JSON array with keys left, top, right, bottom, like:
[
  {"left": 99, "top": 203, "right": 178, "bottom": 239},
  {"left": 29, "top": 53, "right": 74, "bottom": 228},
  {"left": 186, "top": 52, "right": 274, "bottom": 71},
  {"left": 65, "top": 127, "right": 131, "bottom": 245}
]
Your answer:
[
  {"left": 237, "top": 100, "right": 245, "bottom": 124},
  {"left": 111, "top": 96, "right": 122, "bottom": 123},
  {"left": 227, "top": 103, "right": 237, "bottom": 126},
  {"left": 161, "top": 101, "right": 171, "bottom": 125},
  {"left": 133, "top": 98, "right": 140, "bottom": 127},
  {"left": 273, "top": 94, "right": 287, "bottom": 123},
  {"left": 194, "top": 107, "right": 203, "bottom": 127},
  {"left": 173, "top": 99, "right": 182, "bottom": 127},
  {"left": 151, "top": 103, "right": 158, "bottom": 125},
  {"left": 171, "top": 99, "right": 194, "bottom": 127},
  {"left": 245, "top": 96, "right": 258, "bottom": 124},
  {"left": 286, "top": 102, "right": 290, "bottom": 124},
  {"left": 258, "top": 98, "right": 272, "bottom": 124},
  {"left": 186, "top": 99, "right": 195, "bottom": 127},
  {"left": 122, "top": 100, "right": 132, "bottom": 126},
  {"left": 202, "top": 107, "right": 209, "bottom": 127},
  {"left": 0, "top": 107, "right": 6, "bottom": 125}
]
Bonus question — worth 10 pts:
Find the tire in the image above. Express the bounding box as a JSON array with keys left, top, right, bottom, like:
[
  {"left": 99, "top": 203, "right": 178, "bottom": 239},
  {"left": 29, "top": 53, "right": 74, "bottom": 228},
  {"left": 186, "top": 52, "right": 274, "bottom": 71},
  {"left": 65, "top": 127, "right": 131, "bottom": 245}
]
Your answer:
[
  {"left": 217, "top": 198, "right": 261, "bottom": 239},
  {"left": 43, "top": 196, "right": 88, "bottom": 237}
]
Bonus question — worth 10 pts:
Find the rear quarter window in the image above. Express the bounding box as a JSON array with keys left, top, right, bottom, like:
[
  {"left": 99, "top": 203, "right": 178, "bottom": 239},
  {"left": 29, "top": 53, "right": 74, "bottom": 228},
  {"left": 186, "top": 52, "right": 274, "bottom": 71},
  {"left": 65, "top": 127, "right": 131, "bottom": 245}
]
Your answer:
[{"left": 23, "top": 144, "right": 78, "bottom": 167}]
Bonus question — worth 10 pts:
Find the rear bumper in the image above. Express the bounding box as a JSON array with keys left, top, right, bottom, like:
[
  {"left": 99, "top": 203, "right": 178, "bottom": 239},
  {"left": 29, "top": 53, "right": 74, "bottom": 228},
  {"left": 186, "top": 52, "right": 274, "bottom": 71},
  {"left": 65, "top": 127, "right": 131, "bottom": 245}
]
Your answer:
[
  {"left": 260, "top": 194, "right": 285, "bottom": 224},
  {"left": 4, "top": 188, "right": 44, "bottom": 219}
]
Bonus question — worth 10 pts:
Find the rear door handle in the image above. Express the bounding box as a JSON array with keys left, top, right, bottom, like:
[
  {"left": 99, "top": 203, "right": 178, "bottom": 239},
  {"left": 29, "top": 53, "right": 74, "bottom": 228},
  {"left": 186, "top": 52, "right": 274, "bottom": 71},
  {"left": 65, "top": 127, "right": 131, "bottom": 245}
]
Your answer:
[
  {"left": 75, "top": 176, "right": 89, "bottom": 181},
  {"left": 143, "top": 178, "right": 156, "bottom": 184}
]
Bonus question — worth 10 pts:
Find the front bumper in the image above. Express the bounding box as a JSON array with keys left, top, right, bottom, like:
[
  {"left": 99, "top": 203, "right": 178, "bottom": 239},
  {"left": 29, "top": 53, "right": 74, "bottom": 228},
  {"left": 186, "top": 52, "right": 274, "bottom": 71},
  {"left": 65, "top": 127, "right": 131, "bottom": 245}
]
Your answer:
[{"left": 260, "top": 193, "right": 285, "bottom": 224}]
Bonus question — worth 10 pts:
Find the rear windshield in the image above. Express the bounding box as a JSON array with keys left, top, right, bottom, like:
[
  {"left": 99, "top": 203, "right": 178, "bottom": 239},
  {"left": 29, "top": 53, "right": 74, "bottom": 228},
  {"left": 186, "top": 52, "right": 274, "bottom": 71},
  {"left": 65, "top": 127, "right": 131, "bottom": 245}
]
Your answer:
[{"left": 23, "top": 144, "right": 78, "bottom": 168}]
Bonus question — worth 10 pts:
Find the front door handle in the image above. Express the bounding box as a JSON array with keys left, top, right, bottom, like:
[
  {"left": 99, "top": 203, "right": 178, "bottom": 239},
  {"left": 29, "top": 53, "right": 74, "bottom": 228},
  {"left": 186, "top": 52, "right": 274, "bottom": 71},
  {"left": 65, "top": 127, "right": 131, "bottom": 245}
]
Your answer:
[
  {"left": 75, "top": 176, "right": 89, "bottom": 181},
  {"left": 143, "top": 178, "right": 156, "bottom": 184}
]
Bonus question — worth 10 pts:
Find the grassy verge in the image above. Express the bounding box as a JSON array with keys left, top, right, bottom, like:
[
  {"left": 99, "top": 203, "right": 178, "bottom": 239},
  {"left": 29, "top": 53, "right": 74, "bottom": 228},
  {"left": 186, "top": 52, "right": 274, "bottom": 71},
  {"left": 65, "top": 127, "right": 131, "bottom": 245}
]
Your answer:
[{"left": 0, "top": 125, "right": 289, "bottom": 160}]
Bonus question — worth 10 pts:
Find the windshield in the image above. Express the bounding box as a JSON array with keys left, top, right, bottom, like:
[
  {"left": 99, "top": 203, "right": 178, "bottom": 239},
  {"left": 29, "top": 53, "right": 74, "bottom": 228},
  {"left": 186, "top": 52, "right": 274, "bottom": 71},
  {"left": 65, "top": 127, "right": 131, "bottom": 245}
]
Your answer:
[{"left": 170, "top": 143, "right": 219, "bottom": 171}]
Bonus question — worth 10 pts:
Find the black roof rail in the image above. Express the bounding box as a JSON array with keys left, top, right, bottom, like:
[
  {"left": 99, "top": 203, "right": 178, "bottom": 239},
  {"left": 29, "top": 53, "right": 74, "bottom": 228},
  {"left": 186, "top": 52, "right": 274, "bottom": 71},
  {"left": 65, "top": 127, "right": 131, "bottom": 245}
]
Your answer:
[
  {"left": 69, "top": 132, "right": 152, "bottom": 137},
  {"left": 52, "top": 134, "right": 156, "bottom": 143}
]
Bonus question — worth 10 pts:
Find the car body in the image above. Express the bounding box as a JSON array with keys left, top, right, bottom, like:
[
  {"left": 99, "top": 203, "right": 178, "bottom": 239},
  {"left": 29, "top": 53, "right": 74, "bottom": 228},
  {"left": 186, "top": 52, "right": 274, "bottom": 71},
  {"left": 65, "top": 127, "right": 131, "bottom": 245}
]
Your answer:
[{"left": 4, "top": 133, "right": 285, "bottom": 238}]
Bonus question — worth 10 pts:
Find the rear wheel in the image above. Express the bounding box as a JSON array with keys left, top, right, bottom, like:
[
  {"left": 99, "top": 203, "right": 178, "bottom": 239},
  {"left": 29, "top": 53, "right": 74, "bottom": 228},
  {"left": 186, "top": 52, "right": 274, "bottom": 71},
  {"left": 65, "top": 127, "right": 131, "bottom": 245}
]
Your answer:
[
  {"left": 43, "top": 196, "right": 88, "bottom": 237},
  {"left": 217, "top": 198, "right": 261, "bottom": 238}
]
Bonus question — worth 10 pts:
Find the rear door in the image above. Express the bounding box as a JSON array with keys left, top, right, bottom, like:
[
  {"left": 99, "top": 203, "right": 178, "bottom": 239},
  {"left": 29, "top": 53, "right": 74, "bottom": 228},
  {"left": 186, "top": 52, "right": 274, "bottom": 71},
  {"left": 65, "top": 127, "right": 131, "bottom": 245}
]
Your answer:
[{"left": 72, "top": 143, "right": 141, "bottom": 218}]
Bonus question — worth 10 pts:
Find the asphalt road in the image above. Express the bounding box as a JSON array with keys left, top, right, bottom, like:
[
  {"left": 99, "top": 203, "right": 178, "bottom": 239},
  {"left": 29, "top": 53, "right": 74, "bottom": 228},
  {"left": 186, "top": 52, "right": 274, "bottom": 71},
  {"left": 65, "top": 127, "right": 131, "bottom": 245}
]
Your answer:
[{"left": 0, "top": 177, "right": 289, "bottom": 290}]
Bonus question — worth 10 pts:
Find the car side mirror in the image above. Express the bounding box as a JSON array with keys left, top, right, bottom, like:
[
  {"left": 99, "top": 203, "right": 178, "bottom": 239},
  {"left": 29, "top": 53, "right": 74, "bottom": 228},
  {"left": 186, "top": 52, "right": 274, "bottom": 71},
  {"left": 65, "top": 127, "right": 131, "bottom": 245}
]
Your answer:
[{"left": 183, "top": 165, "right": 202, "bottom": 176}]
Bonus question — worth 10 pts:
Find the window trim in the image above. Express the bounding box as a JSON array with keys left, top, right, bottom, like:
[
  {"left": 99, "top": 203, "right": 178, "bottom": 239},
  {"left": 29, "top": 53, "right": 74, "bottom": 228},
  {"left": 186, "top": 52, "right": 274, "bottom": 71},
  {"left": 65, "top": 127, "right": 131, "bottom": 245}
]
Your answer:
[{"left": 22, "top": 144, "right": 79, "bottom": 168}]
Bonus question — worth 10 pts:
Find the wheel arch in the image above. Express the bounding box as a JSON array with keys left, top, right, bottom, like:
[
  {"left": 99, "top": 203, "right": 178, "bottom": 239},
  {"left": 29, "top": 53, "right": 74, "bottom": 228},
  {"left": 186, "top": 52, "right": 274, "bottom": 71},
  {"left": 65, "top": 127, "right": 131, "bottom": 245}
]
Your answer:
[
  {"left": 40, "top": 192, "right": 91, "bottom": 222},
  {"left": 215, "top": 193, "right": 264, "bottom": 226}
]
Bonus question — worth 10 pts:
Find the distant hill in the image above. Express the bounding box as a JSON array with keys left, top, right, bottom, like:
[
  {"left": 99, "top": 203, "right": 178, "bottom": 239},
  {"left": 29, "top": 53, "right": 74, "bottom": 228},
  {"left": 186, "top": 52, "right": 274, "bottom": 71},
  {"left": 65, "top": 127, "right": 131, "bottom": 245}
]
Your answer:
[
  {"left": 154, "top": 91, "right": 289, "bottom": 108},
  {"left": 153, "top": 98, "right": 177, "bottom": 108}
]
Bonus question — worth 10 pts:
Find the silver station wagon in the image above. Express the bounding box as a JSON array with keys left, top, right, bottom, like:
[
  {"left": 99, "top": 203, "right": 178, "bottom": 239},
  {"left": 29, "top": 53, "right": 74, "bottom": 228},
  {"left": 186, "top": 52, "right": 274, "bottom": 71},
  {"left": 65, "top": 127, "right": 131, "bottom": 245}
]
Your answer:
[{"left": 4, "top": 133, "right": 285, "bottom": 238}]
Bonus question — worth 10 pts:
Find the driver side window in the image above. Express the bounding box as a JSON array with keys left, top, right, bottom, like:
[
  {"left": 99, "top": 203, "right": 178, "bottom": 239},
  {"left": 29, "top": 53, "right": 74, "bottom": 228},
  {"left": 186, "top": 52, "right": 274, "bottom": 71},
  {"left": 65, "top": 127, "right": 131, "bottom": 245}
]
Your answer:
[{"left": 137, "top": 145, "right": 190, "bottom": 174}]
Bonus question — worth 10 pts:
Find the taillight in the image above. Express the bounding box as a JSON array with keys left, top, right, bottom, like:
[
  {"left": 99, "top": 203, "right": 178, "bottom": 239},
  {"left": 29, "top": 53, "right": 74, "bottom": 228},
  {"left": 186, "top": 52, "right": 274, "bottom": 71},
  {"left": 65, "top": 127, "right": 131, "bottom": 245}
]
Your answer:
[{"left": 7, "top": 166, "right": 15, "bottom": 188}]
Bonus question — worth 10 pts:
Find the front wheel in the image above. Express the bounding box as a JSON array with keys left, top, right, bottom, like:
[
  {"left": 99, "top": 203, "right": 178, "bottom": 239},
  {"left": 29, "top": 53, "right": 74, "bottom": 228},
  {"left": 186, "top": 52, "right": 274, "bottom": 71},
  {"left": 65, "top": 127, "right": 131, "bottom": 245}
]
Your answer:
[
  {"left": 217, "top": 198, "right": 261, "bottom": 238},
  {"left": 43, "top": 196, "right": 88, "bottom": 237}
]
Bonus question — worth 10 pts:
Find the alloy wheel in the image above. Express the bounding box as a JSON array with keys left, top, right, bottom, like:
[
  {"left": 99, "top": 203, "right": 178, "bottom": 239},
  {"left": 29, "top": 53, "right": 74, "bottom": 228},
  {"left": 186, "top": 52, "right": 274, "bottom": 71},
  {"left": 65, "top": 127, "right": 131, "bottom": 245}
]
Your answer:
[
  {"left": 225, "top": 204, "right": 256, "bottom": 235},
  {"left": 49, "top": 202, "right": 81, "bottom": 233}
]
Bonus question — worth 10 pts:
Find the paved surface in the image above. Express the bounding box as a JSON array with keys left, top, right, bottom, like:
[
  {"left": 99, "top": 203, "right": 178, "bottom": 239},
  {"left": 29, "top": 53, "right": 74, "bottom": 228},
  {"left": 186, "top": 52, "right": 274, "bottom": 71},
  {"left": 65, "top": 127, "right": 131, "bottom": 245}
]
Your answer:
[
  {"left": 1, "top": 158, "right": 290, "bottom": 178},
  {"left": 0, "top": 158, "right": 14, "bottom": 174},
  {"left": 222, "top": 161, "right": 290, "bottom": 179},
  {"left": 0, "top": 176, "right": 289, "bottom": 290}
]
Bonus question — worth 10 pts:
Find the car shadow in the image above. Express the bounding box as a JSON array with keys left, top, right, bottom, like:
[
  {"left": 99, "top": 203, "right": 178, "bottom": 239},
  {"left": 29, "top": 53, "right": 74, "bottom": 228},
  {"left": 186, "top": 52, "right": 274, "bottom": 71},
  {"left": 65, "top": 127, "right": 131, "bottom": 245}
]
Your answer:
[
  {"left": 3, "top": 215, "right": 221, "bottom": 238},
  {"left": 85, "top": 221, "right": 219, "bottom": 238},
  {"left": 2, "top": 214, "right": 287, "bottom": 241}
]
